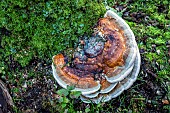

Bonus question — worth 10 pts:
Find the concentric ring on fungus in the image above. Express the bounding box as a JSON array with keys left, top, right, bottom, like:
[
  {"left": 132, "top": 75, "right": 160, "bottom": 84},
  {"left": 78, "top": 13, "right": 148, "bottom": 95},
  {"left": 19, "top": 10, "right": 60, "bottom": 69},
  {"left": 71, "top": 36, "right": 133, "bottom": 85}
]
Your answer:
[{"left": 52, "top": 10, "right": 141, "bottom": 103}]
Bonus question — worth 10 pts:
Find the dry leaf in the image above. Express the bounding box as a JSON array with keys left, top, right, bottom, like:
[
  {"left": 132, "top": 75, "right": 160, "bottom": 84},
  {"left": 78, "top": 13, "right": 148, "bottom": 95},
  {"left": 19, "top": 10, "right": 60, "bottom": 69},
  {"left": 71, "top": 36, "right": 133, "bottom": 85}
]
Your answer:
[{"left": 162, "top": 99, "right": 169, "bottom": 105}]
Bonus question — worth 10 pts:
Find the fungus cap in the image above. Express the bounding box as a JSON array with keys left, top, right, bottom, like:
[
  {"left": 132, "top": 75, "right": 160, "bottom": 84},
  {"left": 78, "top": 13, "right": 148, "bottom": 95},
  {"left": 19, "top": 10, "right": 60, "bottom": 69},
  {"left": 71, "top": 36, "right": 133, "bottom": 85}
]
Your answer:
[{"left": 52, "top": 10, "right": 141, "bottom": 103}]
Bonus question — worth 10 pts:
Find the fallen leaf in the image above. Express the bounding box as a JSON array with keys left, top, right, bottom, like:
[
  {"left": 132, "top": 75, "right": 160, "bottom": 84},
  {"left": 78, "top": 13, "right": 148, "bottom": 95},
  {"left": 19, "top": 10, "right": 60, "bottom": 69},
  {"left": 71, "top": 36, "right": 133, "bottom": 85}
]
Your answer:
[{"left": 162, "top": 99, "right": 169, "bottom": 105}]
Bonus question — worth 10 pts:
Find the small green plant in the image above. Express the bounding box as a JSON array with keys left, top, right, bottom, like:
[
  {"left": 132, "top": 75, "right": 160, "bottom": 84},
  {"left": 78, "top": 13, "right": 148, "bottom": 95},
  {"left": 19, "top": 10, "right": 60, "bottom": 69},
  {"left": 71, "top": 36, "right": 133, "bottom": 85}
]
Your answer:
[
  {"left": 56, "top": 85, "right": 82, "bottom": 112},
  {"left": 0, "top": 67, "right": 5, "bottom": 74}
]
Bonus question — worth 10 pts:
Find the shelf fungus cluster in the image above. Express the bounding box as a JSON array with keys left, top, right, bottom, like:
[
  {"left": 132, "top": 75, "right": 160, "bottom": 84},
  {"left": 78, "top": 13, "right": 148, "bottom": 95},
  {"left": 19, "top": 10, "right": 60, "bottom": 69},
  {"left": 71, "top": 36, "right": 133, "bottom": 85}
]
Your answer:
[{"left": 52, "top": 10, "right": 141, "bottom": 103}]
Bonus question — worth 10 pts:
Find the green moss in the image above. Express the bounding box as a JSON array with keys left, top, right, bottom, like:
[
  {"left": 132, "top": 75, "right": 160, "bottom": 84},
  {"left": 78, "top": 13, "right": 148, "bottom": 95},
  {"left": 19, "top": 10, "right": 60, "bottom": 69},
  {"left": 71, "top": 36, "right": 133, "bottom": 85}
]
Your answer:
[{"left": 0, "top": 0, "right": 106, "bottom": 67}]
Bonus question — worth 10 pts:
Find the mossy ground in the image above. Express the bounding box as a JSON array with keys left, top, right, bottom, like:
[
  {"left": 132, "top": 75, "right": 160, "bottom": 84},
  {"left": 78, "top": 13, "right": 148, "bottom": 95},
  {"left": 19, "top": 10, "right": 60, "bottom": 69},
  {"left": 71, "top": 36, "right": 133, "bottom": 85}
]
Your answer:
[{"left": 0, "top": 0, "right": 169, "bottom": 113}]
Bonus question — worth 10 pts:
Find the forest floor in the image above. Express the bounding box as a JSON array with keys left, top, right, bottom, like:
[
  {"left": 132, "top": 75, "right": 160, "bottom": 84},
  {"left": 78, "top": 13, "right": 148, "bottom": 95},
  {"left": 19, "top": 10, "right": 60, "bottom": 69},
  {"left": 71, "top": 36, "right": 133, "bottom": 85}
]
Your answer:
[{"left": 0, "top": 0, "right": 169, "bottom": 113}]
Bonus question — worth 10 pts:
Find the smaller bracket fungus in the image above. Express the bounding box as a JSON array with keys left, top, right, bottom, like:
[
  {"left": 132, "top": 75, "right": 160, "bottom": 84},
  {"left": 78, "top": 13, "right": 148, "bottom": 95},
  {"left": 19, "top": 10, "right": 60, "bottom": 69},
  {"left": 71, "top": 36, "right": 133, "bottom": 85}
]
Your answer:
[{"left": 52, "top": 10, "right": 141, "bottom": 103}]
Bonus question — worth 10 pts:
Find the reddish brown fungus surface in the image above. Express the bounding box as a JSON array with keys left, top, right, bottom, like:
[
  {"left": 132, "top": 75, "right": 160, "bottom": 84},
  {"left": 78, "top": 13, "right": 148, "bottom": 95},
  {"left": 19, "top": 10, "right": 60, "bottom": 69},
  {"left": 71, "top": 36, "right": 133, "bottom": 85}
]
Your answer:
[{"left": 53, "top": 17, "right": 126, "bottom": 88}]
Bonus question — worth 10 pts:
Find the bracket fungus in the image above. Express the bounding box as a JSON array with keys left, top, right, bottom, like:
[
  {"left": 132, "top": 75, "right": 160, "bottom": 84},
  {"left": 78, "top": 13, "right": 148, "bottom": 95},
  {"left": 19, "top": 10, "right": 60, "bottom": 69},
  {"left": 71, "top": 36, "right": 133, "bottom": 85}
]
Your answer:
[{"left": 52, "top": 10, "right": 141, "bottom": 103}]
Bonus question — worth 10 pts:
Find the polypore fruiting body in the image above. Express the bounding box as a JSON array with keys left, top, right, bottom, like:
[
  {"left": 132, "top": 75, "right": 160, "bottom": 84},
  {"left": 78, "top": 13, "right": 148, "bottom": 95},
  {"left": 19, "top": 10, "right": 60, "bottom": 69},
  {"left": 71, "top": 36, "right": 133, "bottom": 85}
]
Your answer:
[{"left": 52, "top": 10, "right": 141, "bottom": 103}]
